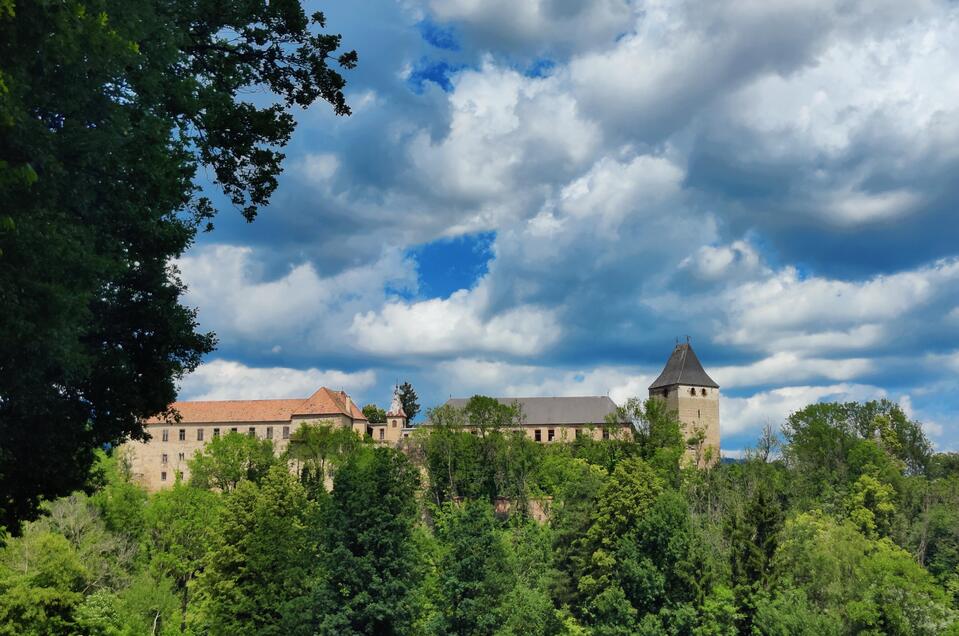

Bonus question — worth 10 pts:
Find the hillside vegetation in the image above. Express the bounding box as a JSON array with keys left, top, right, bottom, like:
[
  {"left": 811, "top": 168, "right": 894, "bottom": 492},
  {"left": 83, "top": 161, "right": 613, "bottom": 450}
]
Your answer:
[{"left": 1, "top": 398, "right": 957, "bottom": 635}]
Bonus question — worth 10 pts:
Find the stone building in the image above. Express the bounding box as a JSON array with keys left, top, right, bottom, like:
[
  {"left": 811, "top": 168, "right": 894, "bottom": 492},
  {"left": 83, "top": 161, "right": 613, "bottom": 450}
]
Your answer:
[
  {"left": 437, "top": 395, "right": 631, "bottom": 442},
  {"left": 648, "top": 342, "right": 721, "bottom": 465},
  {"left": 124, "top": 343, "right": 721, "bottom": 491},
  {"left": 437, "top": 342, "right": 721, "bottom": 455},
  {"left": 125, "top": 386, "right": 368, "bottom": 491}
]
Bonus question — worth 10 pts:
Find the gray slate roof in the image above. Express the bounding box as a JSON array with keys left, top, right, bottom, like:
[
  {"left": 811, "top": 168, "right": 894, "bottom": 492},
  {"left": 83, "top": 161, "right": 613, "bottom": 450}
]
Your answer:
[
  {"left": 443, "top": 396, "right": 619, "bottom": 426},
  {"left": 649, "top": 343, "right": 719, "bottom": 390}
]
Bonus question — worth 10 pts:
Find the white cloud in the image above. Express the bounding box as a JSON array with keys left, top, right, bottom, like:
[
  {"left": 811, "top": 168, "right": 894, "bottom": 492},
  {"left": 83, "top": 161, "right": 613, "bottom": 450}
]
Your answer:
[
  {"left": 713, "top": 258, "right": 959, "bottom": 354},
  {"left": 350, "top": 285, "right": 561, "bottom": 357},
  {"left": 296, "top": 153, "right": 340, "bottom": 183},
  {"left": 178, "top": 244, "right": 418, "bottom": 355},
  {"left": 722, "top": 383, "right": 888, "bottom": 436},
  {"left": 711, "top": 353, "right": 875, "bottom": 389},
  {"left": 407, "top": 61, "right": 601, "bottom": 221},
  {"left": 179, "top": 359, "right": 377, "bottom": 402},
  {"left": 430, "top": 358, "right": 655, "bottom": 404},
  {"left": 423, "top": 0, "right": 636, "bottom": 56}
]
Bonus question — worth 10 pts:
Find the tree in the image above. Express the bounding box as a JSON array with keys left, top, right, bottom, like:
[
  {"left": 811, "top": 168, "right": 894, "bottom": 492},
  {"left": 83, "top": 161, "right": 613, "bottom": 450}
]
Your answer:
[
  {"left": 142, "top": 484, "right": 222, "bottom": 629},
  {"left": 0, "top": 531, "right": 88, "bottom": 635},
  {"left": 285, "top": 423, "right": 363, "bottom": 495},
  {"left": 429, "top": 500, "right": 512, "bottom": 635},
  {"left": 362, "top": 404, "right": 386, "bottom": 424},
  {"left": 0, "top": 0, "right": 356, "bottom": 533},
  {"left": 398, "top": 382, "right": 421, "bottom": 422},
  {"left": 463, "top": 395, "right": 519, "bottom": 435},
  {"left": 768, "top": 511, "right": 957, "bottom": 635},
  {"left": 188, "top": 432, "right": 278, "bottom": 493},
  {"left": 190, "top": 466, "right": 320, "bottom": 635},
  {"left": 316, "top": 447, "right": 421, "bottom": 635}
]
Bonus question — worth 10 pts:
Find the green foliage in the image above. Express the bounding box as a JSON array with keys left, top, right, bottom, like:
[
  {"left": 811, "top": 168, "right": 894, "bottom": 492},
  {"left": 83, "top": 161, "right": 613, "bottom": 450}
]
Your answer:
[
  {"left": 142, "top": 483, "right": 222, "bottom": 628},
  {"left": 0, "top": 531, "right": 87, "bottom": 635},
  {"left": 188, "top": 431, "right": 278, "bottom": 492},
  {"left": 191, "top": 466, "right": 320, "bottom": 635},
  {"left": 771, "top": 511, "right": 957, "bottom": 634},
  {"left": 429, "top": 500, "right": 512, "bottom": 635},
  {"left": 0, "top": 397, "right": 954, "bottom": 636},
  {"left": 398, "top": 381, "right": 421, "bottom": 421},
  {"left": 0, "top": 0, "right": 355, "bottom": 533},
  {"left": 316, "top": 447, "right": 421, "bottom": 635},
  {"left": 363, "top": 403, "right": 387, "bottom": 424},
  {"left": 285, "top": 422, "right": 363, "bottom": 495}
]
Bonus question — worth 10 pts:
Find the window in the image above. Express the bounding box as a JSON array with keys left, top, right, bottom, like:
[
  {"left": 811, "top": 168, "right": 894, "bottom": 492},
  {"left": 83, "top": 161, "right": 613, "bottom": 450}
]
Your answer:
[
  {"left": 534, "top": 429, "right": 542, "bottom": 442},
  {"left": 230, "top": 427, "right": 238, "bottom": 433},
  {"left": 178, "top": 429, "right": 185, "bottom": 441},
  {"left": 178, "top": 452, "right": 184, "bottom": 462},
  {"left": 392, "top": 419, "right": 397, "bottom": 428},
  {"left": 161, "top": 453, "right": 168, "bottom": 464},
  {"left": 575, "top": 428, "right": 583, "bottom": 440},
  {"left": 701, "top": 388, "right": 707, "bottom": 396},
  {"left": 162, "top": 429, "right": 169, "bottom": 442},
  {"left": 248, "top": 427, "right": 256, "bottom": 438},
  {"left": 161, "top": 471, "right": 167, "bottom": 481},
  {"left": 197, "top": 428, "right": 204, "bottom": 441},
  {"left": 213, "top": 427, "right": 220, "bottom": 437},
  {"left": 379, "top": 428, "right": 384, "bottom": 440},
  {"left": 690, "top": 387, "right": 696, "bottom": 395},
  {"left": 266, "top": 426, "right": 273, "bottom": 439},
  {"left": 175, "top": 471, "right": 182, "bottom": 480},
  {"left": 603, "top": 429, "right": 610, "bottom": 440},
  {"left": 697, "top": 409, "right": 701, "bottom": 418},
  {"left": 548, "top": 429, "right": 555, "bottom": 442},
  {"left": 282, "top": 426, "right": 290, "bottom": 439}
]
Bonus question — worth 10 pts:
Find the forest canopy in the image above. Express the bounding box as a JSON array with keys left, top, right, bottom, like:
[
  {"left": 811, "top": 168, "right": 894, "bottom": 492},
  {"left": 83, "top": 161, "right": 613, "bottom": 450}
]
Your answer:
[{"left": 1, "top": 397, "right": 957, "bottom": 635}]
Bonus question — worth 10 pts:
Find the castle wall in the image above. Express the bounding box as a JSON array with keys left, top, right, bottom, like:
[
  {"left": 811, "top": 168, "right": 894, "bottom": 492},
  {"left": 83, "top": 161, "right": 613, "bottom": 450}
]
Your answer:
[{"left": 127, "top": 415, "right": 359, "bottom": 492}]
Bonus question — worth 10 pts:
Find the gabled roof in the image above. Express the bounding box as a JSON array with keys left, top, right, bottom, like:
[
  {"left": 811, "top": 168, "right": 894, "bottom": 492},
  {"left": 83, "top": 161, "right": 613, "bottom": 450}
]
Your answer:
[
  {"left": 144, "top": 399, "right": 305, "bottom": 424},
  {"left": 648, "top": 343, "right": 719, "bottom": 390},
  {"left": 144, "top": 386, "right": 366, "bottom": 424},
  {"left": 294, "top": 387, "right": 353, "bottom": 417},
  {"left": 441, "top": 396, "right": 619, "bottom": 426}
]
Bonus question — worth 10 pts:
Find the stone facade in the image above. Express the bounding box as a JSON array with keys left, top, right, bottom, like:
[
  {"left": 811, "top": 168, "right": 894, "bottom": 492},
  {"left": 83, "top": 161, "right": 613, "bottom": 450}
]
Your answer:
[
  {"left": 648, "top": 342, "right": 721, "bottom": 465},
  {"left": 124, "top": 387, "right": 368, "bottom": 492},
  {"left": 435, "top": 396, "right": 632, "bottom": 443},
  {"left": 126, "top": 344, "right": 722, "bottom": 492}
]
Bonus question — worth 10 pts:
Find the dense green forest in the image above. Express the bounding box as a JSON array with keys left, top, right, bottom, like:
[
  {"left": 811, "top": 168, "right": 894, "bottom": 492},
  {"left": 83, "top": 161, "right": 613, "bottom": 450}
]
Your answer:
[{"left": 1, "top": 398, "right": 958, "bottom": 635}]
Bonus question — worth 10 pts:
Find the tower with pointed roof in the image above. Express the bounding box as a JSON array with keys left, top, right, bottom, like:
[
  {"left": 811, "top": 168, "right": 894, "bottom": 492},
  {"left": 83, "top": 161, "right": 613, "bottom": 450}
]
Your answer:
[
  {"left": 382, "top": 386, "right": 408, "bottom": 443},
  {"left": 649, "top": 341, "right": 720, "bottom": 466}
]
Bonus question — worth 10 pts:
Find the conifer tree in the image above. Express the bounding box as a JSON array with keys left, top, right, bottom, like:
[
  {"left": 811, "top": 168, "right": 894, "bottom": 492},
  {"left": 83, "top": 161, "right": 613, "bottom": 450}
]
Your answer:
[{"left": 398, "top": 382, "right": 421, "bottom": 422}]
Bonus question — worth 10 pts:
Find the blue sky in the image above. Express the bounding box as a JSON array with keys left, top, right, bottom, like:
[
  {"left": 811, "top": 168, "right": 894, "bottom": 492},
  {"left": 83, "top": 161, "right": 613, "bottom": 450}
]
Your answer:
[{"left": 176, "top": 0, "right": 959, "bottom": 455}]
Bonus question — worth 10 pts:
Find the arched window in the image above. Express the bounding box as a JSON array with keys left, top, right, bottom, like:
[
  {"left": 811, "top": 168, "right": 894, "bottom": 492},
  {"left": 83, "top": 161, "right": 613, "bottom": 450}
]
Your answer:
[
  {"left": 701, "top": 388, "right": 707, "bottom": 396},
  {"left": 689, "top": 387, "right": 696, "bottom": 396}
]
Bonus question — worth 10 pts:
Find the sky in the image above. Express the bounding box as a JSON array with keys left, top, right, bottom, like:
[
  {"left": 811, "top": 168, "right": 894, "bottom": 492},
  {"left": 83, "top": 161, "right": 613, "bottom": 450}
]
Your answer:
[{"left": 176, "top": 0, "right": 959, "bottom": 456}]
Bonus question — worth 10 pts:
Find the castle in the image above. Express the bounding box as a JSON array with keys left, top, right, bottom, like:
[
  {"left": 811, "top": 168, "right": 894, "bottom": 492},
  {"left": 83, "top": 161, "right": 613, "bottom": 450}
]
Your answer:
[{"left": 125, "top": 342, "right": 720, "bottom": 490}]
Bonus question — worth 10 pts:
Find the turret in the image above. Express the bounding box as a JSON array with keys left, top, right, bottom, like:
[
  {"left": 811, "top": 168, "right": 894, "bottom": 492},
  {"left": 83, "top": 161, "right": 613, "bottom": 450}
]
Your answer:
[{"left": 384, "top": 387, "right": 408, "bottom": 443}]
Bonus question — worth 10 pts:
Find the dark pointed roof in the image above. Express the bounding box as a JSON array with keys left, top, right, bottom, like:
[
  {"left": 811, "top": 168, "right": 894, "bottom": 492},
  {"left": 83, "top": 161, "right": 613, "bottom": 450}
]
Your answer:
[{"left": 649, "top": 343, "right": 719, "bottom": 390}]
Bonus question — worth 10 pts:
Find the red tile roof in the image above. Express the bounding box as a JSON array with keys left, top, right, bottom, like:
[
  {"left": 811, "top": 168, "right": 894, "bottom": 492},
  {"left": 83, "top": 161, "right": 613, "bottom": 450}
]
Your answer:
[{"left": 144, "top": 387, "right": 366, "bottom": 424}]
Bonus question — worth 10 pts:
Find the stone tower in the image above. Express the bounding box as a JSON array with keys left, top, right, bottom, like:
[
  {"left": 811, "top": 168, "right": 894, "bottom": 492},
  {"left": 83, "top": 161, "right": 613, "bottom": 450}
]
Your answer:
[{"left": 649, "top": 342, "right": 720, "bottom": 465}]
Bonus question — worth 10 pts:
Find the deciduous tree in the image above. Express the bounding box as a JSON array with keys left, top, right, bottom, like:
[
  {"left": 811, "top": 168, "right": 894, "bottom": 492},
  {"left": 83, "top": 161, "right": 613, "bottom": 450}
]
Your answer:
[{"left": 0, "top": 0, "right": 356, "bottom": 533}]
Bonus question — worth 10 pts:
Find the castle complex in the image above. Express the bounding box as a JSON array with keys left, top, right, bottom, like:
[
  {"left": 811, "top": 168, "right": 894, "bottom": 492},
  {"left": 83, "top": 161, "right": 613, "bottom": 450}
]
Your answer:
[{"left": 125, "top": 343, "right": 720, "bottom": 490}]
